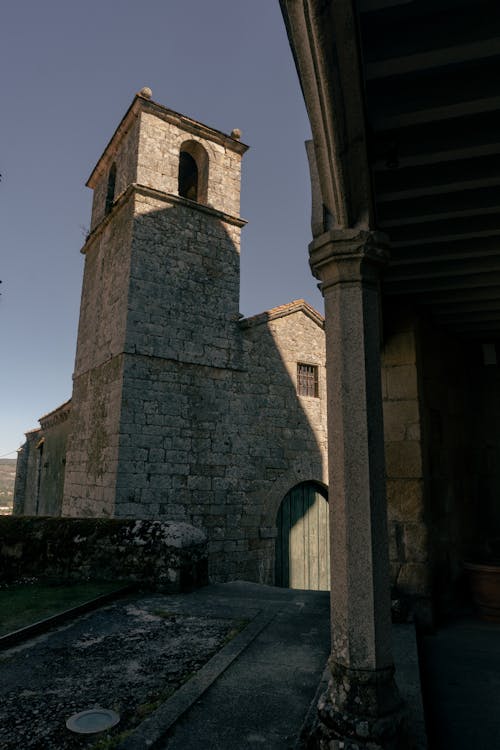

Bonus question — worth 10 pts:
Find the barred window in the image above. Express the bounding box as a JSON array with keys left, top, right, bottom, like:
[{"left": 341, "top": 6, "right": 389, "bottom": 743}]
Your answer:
[{"left": 297, "top": 363, "right": 319, "bottom": 398}]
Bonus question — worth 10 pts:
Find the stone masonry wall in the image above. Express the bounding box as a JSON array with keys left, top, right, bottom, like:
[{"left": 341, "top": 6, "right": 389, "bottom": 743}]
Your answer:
[
  {"left": 137, "top": 110, "right": 242, "bottom": 217},
  {"left": 13, "top": 403, "right": 70, "bottom": 517},
  {"left": 63, "top": 356, "right": 125, "bottom": 517},
  {"left": 382, "top": 305, "right": 488, "bottom": 620},
  {"left": 90, "top": 114, "right": 140, "bottom": 231},
  {"left": 420, "top": 324, "right": 475, "bottom": 615},
  {"left": 74, "top": 197, "right": 134, "bottom": 377},
  {"left": 64, "top": 98, "right": 248, "bottom": 530},
  {"left": 382, "top": 307, "right": 430, "bottom": 620},
  {"left": 62, "top": 190, "right": 136, "bottom": 517},
  {"left": 12, "top": 442, "right": 28, "bottom": 515},
  {"left": 113, "top": 307, "right": 327, "bottom": 583},
  {"left": 239, "top": 311, "right": 328, "bottom": 583},
  {"left": 468, "top": 350, "right": 500, "bottom": 559},
  {"left": 127, "top": 194, "right": 243, "bottom": 369},
  {"left": 0, "top": 516, "right": 208, "bottom": 592},
  {"left": 36, "top": 417, "right": 69, "bottom": 517},
  {"left": 13, "top": 431, "right": 41, "bottom": 515}
]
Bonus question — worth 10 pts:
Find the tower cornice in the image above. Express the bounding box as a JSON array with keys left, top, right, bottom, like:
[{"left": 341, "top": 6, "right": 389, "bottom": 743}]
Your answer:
[{"left": 80, "top": 182, "right": 247, "bottom": 255}]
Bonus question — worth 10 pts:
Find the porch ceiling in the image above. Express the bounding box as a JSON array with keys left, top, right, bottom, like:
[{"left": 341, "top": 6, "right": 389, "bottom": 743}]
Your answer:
[{"left": 359, "top": 0, "right": 500, "bottom": 338}]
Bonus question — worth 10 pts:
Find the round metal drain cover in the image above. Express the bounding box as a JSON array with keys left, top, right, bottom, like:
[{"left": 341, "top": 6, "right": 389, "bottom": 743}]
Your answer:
[{"left": 66, "top": 708, "right": 120, "bottom": 734}]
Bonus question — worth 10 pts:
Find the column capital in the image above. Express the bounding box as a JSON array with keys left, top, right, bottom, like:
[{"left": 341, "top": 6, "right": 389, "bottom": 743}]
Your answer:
[{"left": 309, "top": 229, "right": 390, "bottom": 289}]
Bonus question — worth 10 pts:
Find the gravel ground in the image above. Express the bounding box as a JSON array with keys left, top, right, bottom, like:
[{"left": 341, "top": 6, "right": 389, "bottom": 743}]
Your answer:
[{"left": 0, "top": 593, "right": 240, "bottom": 750}]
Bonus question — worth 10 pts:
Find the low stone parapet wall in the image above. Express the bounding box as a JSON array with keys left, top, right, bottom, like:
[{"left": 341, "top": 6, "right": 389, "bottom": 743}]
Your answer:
[{"left": 0, "top": 517, "right": 208, "bottom": 592}]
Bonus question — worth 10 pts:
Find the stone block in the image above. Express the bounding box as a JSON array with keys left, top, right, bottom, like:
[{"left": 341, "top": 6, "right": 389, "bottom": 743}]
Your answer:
[
  {"left": 382, "top": 330, "right": 416, "bottom": 367},
  {"left": 403, "top": 523, "right": 429, "bottom": 563},
  {"left": 385, "top": 441, "right": 423, "bottom": 479},
  {"left": 388, "top": 522, "right": 402, "bottom": 562},
  {"left": 406, "top": 422, "right": 421, "bottom": 441},
  {"left": 386, "top": 478, "right": 424, "bottom": 522},
  {"left": 148, "top": 448, "right": 165, "bottom": 462},
  {"left": 385, "top": 364, "right": 418, "bottom": 401},
  {"left": 381, "top": 367, "right": 388, "bottom": 399},
  {"left": 248, "top": 537, "right": 265, "bottom": 551},
  {"left": 187, "top": 475, "right": 212, "bottom": 491},
  {"left": 383, "top": 400, "right": 420, "bottom": 442}
]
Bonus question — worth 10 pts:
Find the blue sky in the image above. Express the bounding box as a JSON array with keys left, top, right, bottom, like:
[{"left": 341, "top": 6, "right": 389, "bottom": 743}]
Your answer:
[{"left": 0, "top": 1, "right": 319, "bottom": 457}]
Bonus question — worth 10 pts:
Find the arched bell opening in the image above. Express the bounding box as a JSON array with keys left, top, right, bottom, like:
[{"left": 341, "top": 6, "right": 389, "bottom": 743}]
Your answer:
[
  {"left": 178, "top": 140, "right": 209, "bottom": 204},
  {"left": 105, "top": 162, "right": 117, "bottom": 215}
]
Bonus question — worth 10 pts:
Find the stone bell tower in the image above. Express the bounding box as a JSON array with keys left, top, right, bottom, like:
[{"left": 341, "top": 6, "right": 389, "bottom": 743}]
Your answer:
[{"left": 62, "top": 88, "right": 248, "bottom": 518}]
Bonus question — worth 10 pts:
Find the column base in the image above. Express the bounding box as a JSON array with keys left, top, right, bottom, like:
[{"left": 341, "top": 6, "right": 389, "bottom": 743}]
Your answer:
[{"left": 309, "top": 663, "right": 410, "bottom": 750}]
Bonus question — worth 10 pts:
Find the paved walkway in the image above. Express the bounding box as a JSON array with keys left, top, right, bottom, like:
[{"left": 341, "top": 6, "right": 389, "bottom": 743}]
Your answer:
[
  {"left": 0, "top": 581, "right": 426, "bottom": 750},
  {"left": 6, "top": 580, "right": 499, "bottom": 749},
  {"left": 121, "top": 583, "right": 331, "bottom": 749},
  {"left": 120, "top": 582, "right": 425, "bottom": 750}
]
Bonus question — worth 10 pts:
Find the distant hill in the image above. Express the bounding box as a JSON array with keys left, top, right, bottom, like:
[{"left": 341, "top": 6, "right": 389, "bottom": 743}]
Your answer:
[{"left": 0, "top": 458, "right": 16, "bottom": 514}]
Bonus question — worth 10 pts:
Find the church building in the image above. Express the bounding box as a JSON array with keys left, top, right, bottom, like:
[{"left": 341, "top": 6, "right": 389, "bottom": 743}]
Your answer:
[
  {"left": 15, "top": 90, "right": 448, "bottom": 622},
  {"left": 14, "top": 89, "right": 330, "bottom": 588}
]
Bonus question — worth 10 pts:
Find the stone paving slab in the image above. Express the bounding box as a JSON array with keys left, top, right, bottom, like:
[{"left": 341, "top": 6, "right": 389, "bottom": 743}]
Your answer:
[
  {"left": 419, "top": 614, "right": 500, "bottom": 750},
  {"left": 153, "top": 586, "right": 331, "bottom": 750},
  {"left": 120, "top": 606, "right": 278, "bottom": 749}
]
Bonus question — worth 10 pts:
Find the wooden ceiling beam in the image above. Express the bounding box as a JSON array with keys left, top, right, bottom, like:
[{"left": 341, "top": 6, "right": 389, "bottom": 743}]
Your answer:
[
  {"left": 373, "top": 143, "right": 500, "bottom": 172},
  {"left": 377, "top": 175, "right": 500, "bottom": 202},
  {"left": 390, "top": 227, "right": 500, "bottom": 250},
  {"left": 380, "top": 205, "right": 500, "bottom": 229},
  {"left": 384, "top": 272, "right": 500, "bottom": 294},
  {"left": 372, "top": 95, "right": 500, "bottom": 131},
  {"left": 366, "top": 38, "right": 500, "bottom": 80},
  {"left": 377, "top": 186, "right": 500, "bottom": 224},
  {"left": 416, "top": 288, "right": 500, "bottom": 306}
]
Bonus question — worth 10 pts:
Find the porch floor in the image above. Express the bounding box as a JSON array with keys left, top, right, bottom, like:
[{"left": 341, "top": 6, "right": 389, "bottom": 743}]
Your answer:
[{"left": 419, "top": 613, "right": 500, "bottom": 750}]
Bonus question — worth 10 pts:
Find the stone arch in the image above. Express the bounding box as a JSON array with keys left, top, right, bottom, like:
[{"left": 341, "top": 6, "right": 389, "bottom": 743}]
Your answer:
[
  {"left": 275, "top": 480, "right": 330, "bottom": 591},
  {"left": 178, "top": 140, "right": 209, "bottom": 204},
  {"left": 260, "top": 463, "right": 327, "bottom": 531}
]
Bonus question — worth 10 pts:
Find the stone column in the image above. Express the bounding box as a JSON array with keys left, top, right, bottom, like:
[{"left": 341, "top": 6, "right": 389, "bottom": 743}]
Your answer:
[{"left": 309, "top": 229, "right": 407, "bottom": 749}]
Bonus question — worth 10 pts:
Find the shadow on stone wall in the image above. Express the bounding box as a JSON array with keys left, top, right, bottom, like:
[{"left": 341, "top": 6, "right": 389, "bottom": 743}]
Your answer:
[
  {"left": 118, "top": 202, "right": 328, "bottom": 584},
  {"left": 19, "top": 197, "right": 328, "bottom": 589}
]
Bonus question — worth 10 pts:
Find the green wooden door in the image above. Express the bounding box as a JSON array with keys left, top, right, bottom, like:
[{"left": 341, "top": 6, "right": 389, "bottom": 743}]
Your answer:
[{"left": 275, "top": 483, "right": 330, "bottom": 590}]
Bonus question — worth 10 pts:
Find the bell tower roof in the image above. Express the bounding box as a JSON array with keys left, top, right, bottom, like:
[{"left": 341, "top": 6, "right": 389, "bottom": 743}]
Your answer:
[
  {"left": 86, "top": 89, "right": 248, "bottom": 233},
  {"left": 87, "top": 89, "right": 248, "bottom": 189}
]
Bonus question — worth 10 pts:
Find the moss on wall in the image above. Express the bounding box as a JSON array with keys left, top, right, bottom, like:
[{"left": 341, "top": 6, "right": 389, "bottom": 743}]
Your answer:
[{"left": 0, "top": 517, "right": 208, "bottom": 592}]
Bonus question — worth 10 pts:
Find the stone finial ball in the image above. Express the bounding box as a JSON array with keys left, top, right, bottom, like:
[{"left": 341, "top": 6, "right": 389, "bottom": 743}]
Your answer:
[
  {"left": 138, "top": 87, "right": 153, "bottom": 99},
  {"left": 231, "top": 128, "right": 241, "bottom": 140}
]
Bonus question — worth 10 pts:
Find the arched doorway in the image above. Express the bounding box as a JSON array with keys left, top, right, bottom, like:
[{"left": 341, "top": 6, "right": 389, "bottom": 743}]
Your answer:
[{"left": 275, "top": 481, "right": 330, "bottom": 590}]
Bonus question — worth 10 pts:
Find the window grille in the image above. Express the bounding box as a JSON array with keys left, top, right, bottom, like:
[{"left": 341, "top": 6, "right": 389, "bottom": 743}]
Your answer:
[{"left": 297, "top": 363, "right": 319, "bottom": 397}]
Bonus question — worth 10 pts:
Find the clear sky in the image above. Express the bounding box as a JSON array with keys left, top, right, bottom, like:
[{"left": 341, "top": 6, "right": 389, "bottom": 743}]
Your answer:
[{"left": 0, "top": 0, "right": 319, "bottom": 458}]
